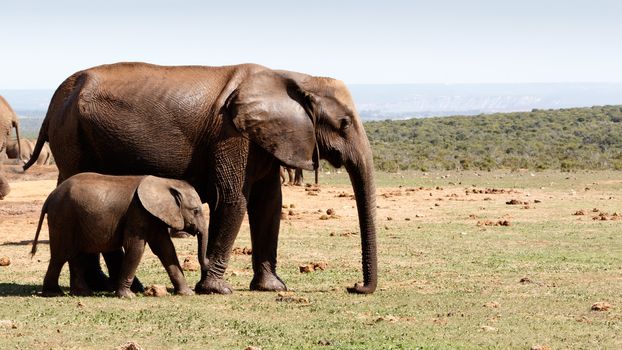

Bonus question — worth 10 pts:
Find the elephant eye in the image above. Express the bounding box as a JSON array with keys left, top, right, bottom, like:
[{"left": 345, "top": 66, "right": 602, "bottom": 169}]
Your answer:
[
  {"left": 193, "top": 207, "right": 201, "bottom": 215},
  {"left": 339, "top": 117, "right": 352, "bottom": 130}
]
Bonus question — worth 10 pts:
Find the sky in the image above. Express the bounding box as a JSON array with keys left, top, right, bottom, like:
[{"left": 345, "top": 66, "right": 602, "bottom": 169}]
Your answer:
[{"left": 1, "top": 0, "right": 621, "bottom": 88}]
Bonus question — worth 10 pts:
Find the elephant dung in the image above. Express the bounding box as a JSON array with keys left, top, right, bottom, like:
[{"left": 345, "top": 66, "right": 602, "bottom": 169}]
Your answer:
[
  {"left": 143, "top": 284, "right": 168, "bottom": 297},
  {"left": 591, "top": 302, "right": 612, "bottom": 311},
  {"left": 276, "top": 291, "right": 310, "bottom": 304},
  {"left": 0, "top": 256, "right": 10, "bottom": 266},
  {"left": 232, "top": 246, "right": 253, "bottom": 255},
  {"left": 299, "top": 264, "right": 315, "bottom": 273},
  {"left": 299, "top": 262, "right": 328, "bottom": 273},
  {"left": 313, "top": 261, "right": 328, "bottom": 270},
  {"left": 182, "top": 257, "right": 199, "bottom": 272},
  {"left": 116, "top": 341, "right": 143, "bottom": 350},
  {"left": 305, "top": 186, "right": 320, "bottom": 196}
]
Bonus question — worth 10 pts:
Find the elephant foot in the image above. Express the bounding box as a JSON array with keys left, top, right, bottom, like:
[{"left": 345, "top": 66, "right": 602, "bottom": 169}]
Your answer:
[
  {"left": 250, "top": 273, "right": 287, "bottom": 292},
  {"left": 115, "top": 288, "right": 136, "bottom": 299},
  {"left": 195, "top": 277, "right": 233, "bottom": 295},
  {"left": 175, "top": 287, "right": 195, "bottom": 296},
  {"left": 41, "top": 287, "right": 64, "bottom": 297},
  {"left": 346, "top": 282, "right": 376, "bottom": 294}
]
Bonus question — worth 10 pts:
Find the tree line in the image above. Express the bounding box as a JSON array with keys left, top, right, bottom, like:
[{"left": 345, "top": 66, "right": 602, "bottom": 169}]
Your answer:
[{"left": 365, "top": 105, "right": 622, "bottom": 171}]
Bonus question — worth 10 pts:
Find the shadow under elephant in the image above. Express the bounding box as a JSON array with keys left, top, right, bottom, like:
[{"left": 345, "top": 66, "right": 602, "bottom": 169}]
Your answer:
[{"left": 0, "top": 283, "right": 41, "bottom": 297}]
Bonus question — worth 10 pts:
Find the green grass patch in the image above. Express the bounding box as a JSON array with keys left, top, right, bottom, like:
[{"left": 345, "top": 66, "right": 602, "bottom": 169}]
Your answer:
[{"left": 1, "top": 171, "right": 621, "bottom": 349}]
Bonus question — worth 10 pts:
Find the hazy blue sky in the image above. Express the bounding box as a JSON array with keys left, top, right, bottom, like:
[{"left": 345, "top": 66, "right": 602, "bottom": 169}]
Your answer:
[{"left": 1, "top": 0, "right": 621, "bottom": 88}]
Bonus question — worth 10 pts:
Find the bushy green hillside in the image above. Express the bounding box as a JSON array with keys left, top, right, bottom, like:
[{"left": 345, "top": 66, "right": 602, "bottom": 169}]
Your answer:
[{"left": 366, "top": 105, "right": 622, "bottom": 171}]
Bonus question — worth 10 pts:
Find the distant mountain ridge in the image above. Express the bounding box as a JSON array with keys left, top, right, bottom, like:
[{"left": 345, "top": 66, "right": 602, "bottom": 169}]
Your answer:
[{"left": 3, "top": 82, "right": 622, "bottom": 126}]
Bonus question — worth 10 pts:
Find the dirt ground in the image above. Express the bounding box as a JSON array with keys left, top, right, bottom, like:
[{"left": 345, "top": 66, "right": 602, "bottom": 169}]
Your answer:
[
  {"left": 2, "top": 164, "right": 622, "bottom": 349},
  {"left": 1, "top": 163, "right": 620, "bottom": 271}
]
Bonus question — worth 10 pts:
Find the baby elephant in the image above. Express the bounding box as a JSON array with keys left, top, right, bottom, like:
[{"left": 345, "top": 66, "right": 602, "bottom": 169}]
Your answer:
[{"left": 31, "top": 172, "right": 207, "bottom": 298}]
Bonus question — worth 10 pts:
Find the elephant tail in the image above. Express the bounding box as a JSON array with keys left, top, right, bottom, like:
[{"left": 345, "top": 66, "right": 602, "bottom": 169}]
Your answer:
[
  {"left": 23, "top": 114, "right": 49, "bottom": 171},
  {"left": 31, "top": 197, "right": 49, "bottom": 257}
]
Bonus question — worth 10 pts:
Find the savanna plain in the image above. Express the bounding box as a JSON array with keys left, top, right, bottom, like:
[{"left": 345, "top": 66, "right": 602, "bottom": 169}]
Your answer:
[{"left": 0, "top": 164, "right": 621, "bottom": 349}]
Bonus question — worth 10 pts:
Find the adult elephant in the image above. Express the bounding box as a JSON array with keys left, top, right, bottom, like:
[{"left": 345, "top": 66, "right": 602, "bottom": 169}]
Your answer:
[
  {"left": 0, "top": 95, "right": 22, "bottom": 199},
  {"left": 6, "top": 139, "right": 53, "bottom": 165},
  {"left": 0, "top": 96, "right": 21, "bottom": 155},
  {"left": 24, "top": 62, "right": 378, "bottom": 294}
]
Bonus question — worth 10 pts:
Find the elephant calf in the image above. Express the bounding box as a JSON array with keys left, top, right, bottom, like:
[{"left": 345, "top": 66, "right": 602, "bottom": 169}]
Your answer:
[{"left": 31, "top": 172, "right": 207, "bottom": 298}]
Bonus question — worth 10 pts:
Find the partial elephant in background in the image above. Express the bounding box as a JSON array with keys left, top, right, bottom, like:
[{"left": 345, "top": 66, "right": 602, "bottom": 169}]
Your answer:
[
  {"left": 0, "top": 96, "right": 21, "bottom": 154},
  {"left": 280, "top": 166, "right": 304, "bottom": 186},
  {"left": 25, "top": 62, "right": 378, "bottom": 294},
  {"left": 31, "top": 172, "right": 207, "bottom": 298},
  {"left": 0, "top": 175, "right": 9, "bottom": 200},
  {"left": 5, "top": 139, "right": 53, "bottom": 165},
  {"left": 0, "top": 95, "right": 22, "bottom": 199}
]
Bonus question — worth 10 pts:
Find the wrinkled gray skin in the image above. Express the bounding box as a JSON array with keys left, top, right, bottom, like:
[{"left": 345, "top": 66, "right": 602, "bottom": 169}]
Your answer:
[
  {"left": 0, "top": 95, "right": 21, "bottom": 199},
  {"left": 6, "top": 139, "right": 52, "bottom": 165},
  {"left": 31, "top": 172, "right": 208, "bottom": 298},
  {"left": 25, "top": 62, "right": 378, "bottom": 294}
]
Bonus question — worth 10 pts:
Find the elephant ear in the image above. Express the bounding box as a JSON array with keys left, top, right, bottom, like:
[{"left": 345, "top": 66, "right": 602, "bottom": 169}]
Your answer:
[
  {"left": 137, "top": 176, "right": 184, "bottom": 231},
  {"left": 228, "top": 71, "right": 316, "bottom": 170}
]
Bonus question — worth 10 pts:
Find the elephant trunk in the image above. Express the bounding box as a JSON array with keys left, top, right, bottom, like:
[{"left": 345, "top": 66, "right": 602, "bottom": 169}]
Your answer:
[
  {"left": 345, "top": 149, "right": 378, "bottom": 294},
  {"left": 197, "top": 215, "right": 209, "bottom": 269}
]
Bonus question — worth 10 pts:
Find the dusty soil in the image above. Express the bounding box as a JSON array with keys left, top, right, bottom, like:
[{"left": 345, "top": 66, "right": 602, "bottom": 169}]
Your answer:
[
  {"left": 0, "top": 164, "right": 614, "bottom": 275},
  {"left": 2, "top": 166, "right": 621, "bottom": 349}
]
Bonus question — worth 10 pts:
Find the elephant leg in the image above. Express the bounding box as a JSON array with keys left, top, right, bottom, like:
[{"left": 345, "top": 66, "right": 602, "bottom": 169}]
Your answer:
[
  {"left": 42, "top": 256, "right": 65, "bottom": 297},
  {"left": 69, "top": 254, "right": 92, "bottom": 296},
  {"left": 287, "top": 168, "right": 295, "bottom": 185},
  {"left": 279, "top": 167, "right": 286, "bottom": 184},
  {"left": 248, "top": 165, "right": 287, "bottom": 291},
  {"left": 195, "top": 200, "right": 246, "bottom": 295},
  {"left": 294, "top": 168, "right": 303, "bottom": 186},
  {"left": 148, "top": 234, "right": 193, "bottom": 296},
  {"left": 82, "top": 253, "right": 113, "bottom": 292},
  {"left": 116, "top": 239, "right": 146, "bottom": 298},
  {"left": 103, "top": 249, "right": 145, "bottom": 293}
]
